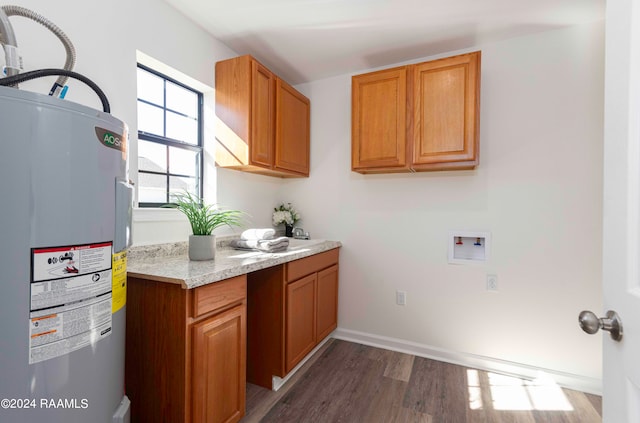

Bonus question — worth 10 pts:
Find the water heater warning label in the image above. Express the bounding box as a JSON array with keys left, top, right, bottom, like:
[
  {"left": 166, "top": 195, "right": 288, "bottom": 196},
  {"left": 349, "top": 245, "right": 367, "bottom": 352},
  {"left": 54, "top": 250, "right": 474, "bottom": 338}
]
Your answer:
[{"left": 29, "top": 242, "right": 113, "bottom": 364}]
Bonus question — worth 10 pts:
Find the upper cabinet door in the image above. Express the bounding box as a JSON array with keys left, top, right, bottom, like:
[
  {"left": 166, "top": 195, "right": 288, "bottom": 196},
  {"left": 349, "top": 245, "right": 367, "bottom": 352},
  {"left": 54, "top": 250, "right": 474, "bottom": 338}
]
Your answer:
[
  {"left": 351, "top": 67, "right": 408, "bottom": 171},
  {"left": 215, "top": 55, "right": 252, "bottom": 169},
  {"left": 274, "top": 78, "right": 310, "bottom": 176},
  {"left": 250, "top": 61, "right": 275, "bottom": 169},
  {"left": 412, "top": 52, "right": 480, "bottom": 169}
]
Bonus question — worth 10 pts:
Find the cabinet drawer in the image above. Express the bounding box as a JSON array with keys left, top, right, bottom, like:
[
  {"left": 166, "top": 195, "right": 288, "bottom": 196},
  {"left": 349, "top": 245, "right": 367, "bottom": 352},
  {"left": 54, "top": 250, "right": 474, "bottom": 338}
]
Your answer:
[
  {"left": 192, "top": 275, "right": 247, "bottom": 318},
  {"left": 286, "top": 249, "right": 339, "bottom": 282}
]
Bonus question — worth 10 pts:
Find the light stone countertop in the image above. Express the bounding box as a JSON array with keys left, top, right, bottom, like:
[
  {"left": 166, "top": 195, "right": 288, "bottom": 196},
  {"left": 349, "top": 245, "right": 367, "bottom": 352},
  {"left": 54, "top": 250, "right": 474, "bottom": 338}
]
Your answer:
[{"left": 127, "top": 238, "right": 342, "bottom": 289}]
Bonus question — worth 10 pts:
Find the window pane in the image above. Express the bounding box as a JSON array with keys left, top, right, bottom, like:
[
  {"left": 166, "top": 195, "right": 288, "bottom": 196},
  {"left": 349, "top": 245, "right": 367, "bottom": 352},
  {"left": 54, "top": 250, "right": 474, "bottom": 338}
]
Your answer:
[
  {"left": 137, "top": 67, "right": 164, "bottom": 106},
  {"left": 166, "top": 111, "right": 198, "bottom": 145},
  {"left": 136, "top": 64, "right": 203, "bottom": 207},
  {"left": 169, "top": 146, "right": 198, "bottom": 176},
  {"left": 138, "top": 140, "right": 167, "bottom": 172},
  {"left": 166, "top": 82, "right": 197, "bottom": 118},
  {"left": 169, "top": 176, "right": 197, "bottom": 198},
  {"left": 138, "top": 172, "right": 167, "bottom": 203},
  {"left": 138, "top": 102, "right": 164, "bottom": 136}
]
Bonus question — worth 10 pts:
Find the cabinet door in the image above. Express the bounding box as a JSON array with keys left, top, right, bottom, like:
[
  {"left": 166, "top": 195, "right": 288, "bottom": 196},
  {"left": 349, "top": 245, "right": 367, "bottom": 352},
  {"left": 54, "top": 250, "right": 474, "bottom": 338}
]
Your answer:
[
  {"left": 250, "top": 60, "right": 275, "bottom": 168},
  {"left": 412, "top": 52, "right": 480, "bottom": 168},
  {"left": 215, "top": 56, "right": 252, "bottom": 168},
  {"left": 352, "top": 67, "right": 407, "bottom": 171},
  {"left": 316, "top": 264, "right": 338, "bottom": 341},
  {"left": 285, "top": 273, "right": 317, "bottom": 373},
  {"left": 275, "top": 79, "right": 310, "bottom": 175},
  {"left": 192, "top": 304, "right": 246, "bottom": 423}
]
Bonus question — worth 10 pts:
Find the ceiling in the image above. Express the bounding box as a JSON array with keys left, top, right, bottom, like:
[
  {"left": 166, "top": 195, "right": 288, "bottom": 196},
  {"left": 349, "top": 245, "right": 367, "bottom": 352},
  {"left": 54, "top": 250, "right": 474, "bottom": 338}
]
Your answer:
[{"left": 165, "top": 0, "right": 605, "bottom": 85}]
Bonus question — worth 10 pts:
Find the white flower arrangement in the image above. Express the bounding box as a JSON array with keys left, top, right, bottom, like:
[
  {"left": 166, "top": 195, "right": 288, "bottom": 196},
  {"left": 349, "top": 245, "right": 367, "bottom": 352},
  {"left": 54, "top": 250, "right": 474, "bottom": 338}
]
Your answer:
[{"left": 272, "top": 202, "right": 300, "bottom": 226}]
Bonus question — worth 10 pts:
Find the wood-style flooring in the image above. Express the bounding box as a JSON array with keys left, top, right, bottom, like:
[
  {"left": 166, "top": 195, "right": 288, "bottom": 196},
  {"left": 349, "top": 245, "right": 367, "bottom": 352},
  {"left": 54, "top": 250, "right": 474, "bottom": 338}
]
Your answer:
[{"left": 241, "top": 339, "right": 602, "bottom": 423}]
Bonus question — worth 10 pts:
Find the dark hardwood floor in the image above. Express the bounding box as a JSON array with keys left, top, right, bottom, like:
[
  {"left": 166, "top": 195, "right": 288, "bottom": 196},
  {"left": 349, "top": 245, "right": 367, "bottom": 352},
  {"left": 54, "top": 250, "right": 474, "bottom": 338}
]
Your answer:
[{"left": 242, "top": 339, "right": 602, "bottom": 423}]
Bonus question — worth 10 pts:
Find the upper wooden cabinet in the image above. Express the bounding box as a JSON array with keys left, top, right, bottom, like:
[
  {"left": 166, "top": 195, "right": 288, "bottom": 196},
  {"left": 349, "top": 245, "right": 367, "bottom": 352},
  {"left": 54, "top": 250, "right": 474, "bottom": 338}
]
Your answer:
[
  {"left": 352, "top": 51, "right": 481, "bottom": 173},
  {"left": 215, "top": 55, "right": 310, "bottom": 177}
]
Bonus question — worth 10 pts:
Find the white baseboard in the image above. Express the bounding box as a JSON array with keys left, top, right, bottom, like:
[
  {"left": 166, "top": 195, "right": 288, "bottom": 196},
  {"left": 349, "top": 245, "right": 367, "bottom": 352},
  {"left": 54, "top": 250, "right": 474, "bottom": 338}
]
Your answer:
[
  {"left": 271, "top": 335, "right": 334, "bottom": 391},
  {"left": 332, "top": 327, "right": 602, "bottom": 395}
]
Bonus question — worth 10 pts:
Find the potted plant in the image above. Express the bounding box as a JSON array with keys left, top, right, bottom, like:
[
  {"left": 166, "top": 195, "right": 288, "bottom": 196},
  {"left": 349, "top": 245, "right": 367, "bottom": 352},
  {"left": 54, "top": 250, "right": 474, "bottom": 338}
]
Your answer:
[
  {"left": 166, "top": 191, "right": 243, "bottom": 260},
  {"left": 272, "top": 202, "right": 300, "bottom": 237}
]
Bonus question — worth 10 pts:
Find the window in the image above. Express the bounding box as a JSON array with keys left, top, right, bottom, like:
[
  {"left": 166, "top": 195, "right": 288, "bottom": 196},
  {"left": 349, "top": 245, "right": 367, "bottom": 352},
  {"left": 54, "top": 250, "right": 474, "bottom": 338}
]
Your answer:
[{"left": 136, "top": 64, "right": 203, "bottom": 207}]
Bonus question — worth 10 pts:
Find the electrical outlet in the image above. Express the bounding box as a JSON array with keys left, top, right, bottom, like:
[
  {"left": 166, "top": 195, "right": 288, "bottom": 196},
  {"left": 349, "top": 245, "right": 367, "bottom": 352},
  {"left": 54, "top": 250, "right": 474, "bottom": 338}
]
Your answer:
[
  {"left": 486, "top": 274, "right": 498, "bottom": 292},
  {"left": 396, "top": 290, "right": 407, "bottom": 305}
]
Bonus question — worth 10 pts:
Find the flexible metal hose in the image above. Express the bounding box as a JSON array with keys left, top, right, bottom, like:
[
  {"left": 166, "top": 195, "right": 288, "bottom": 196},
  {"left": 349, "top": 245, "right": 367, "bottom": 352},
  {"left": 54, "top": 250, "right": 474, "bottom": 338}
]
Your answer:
[
  {"left": 0, "top": 9, "right": 11, "bottom": 44},
  {"left": 0, "top": 7, "right": 19, "bottom": 77},
  {"left": 1, "top": 5, "right": 76, "bottom": 88}
]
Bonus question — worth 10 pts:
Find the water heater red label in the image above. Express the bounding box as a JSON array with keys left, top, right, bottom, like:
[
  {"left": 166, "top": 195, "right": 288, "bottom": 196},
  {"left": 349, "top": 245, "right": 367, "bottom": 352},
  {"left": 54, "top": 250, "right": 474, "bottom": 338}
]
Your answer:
[{"left": 28, "top": 241, "right": 113, "bottom": 364}]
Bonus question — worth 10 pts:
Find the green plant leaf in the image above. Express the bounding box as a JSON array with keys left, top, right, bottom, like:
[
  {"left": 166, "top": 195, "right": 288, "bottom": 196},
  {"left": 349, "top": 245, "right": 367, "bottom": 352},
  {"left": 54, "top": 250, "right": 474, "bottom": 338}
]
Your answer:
[{"left": 164, "top": 191, "right": 244, "bottom": 235}]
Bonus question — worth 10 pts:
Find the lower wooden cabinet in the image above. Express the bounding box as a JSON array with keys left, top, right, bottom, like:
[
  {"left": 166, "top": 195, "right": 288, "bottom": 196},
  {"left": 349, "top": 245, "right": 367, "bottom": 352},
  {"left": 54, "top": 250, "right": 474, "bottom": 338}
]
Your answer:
[
  {"left": 126, "top": 249, "right": 338, "bottom": 420},
  {"left": 192, "top": 305, "right": 246, "bottom": 423},
  {"left": 285, "top": 273, "right": 317, "bottom": 372},
  {"left": 316, "top": 264, "right": 339, "bottom": 341},
  {"left": 247, "top": 248, "right": 340, "bottom": 388},
  {"left": 126, "top": 275, "right": 247, "bottom": 423}
]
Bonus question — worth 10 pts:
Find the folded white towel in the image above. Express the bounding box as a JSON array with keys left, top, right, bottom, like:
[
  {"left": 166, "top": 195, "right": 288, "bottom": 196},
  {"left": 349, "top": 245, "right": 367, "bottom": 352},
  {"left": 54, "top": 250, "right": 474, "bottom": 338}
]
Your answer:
[
  {"left": 241, "top": 228, "right": 276, "bottom": 240},
  {"left": 230, "top": 236, "right": 289, "bottom": 253}
]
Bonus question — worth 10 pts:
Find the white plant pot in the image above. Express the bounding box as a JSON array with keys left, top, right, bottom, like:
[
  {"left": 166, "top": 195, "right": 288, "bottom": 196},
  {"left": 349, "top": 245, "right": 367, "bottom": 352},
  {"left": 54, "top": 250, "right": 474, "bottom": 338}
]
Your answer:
[{"left": 189, "top": 234, "right": 216, "bottom": 261}]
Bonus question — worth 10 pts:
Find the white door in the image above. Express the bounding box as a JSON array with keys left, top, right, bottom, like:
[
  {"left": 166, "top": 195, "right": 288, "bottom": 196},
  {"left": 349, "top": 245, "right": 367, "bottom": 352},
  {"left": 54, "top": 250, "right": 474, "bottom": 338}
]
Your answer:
[{"left": 600, "top": 0, "right": 640, "bottom": 421}]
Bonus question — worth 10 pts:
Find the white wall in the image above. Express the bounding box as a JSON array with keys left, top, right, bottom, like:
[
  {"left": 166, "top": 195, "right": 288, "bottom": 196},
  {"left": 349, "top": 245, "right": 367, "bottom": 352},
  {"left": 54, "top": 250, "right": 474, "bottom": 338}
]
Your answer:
[
  {"left": 286, "top": 21, "right": 604, "bottom": 382},
  {"left": 4, "top": 0, "right": 280, "bottom": 245},
  {"left": 6, "top": 0, "right": 604, "bottom": 385}
]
